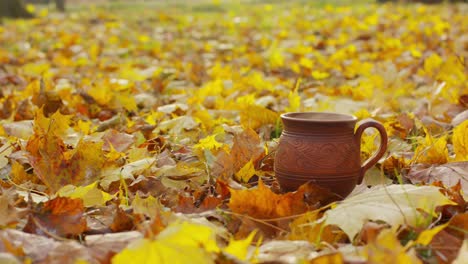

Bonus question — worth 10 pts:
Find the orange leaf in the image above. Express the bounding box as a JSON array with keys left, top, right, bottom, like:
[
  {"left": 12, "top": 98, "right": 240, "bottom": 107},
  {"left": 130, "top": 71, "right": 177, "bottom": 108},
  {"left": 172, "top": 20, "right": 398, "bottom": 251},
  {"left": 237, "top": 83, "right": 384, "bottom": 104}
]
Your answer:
[
  {"left": 23, "top": 197, "right": 86, "bottom": 237},
  {"left": 228, "top": 180, "right": 309, "bottom": 219}
]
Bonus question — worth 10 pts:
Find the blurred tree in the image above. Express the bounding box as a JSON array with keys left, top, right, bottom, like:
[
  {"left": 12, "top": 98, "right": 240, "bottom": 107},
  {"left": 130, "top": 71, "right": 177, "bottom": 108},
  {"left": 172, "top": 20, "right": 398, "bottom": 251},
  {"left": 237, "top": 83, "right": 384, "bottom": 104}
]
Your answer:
[
  {"left": 0, "top": 0, "right": 33, "bottom": 18},
  {"left": 377, "top": 0, "right": 466, "bottom": 2},
  {"left": 55, "top": 0, "right": 65, "bottom": 12}
]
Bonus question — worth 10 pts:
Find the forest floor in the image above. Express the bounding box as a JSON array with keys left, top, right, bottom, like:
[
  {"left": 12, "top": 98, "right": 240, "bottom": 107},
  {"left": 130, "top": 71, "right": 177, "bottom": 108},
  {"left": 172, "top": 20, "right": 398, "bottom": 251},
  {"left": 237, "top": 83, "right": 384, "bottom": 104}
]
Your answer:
[{"left": 0, "top": 1, "right": 467, "bottom": 263}]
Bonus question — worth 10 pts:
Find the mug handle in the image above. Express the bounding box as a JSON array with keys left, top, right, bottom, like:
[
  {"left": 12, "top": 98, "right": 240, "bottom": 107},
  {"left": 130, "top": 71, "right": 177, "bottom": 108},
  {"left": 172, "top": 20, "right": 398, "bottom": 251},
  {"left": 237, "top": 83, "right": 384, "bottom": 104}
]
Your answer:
[{"left": 354, "top": 119, "right": 388, "bottom": 184}]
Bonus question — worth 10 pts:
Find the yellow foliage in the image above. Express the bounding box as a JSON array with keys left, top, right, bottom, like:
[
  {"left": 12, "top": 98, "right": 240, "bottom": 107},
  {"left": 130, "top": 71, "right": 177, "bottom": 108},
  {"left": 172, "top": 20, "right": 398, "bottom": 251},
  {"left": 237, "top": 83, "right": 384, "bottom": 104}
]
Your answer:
[
  {"left": 423, "top": 53, "right": 443, "bottom": 75},
  {"left": 452, "top": 120, "right": 468, "bottom": 161},
  {"left": 132, "top": 193, "right": 162, "bottom": 218},
  {"left": 34, "top": 109, "right": 72, "bottom": 137},
  {"left": 364, "top": 229, "right": 422, "bottom": 264},
  {"left": 413, "top": 132, "right": 448, "bottom": 164},
  {"left": 234, "top": 159, "right": 256, "bottom": 183},
  {"left": 224, "top": 231, "right": 257, "bottom": 261},
  {"left": 57, "top": 182, "right": 113, "bottom": 207},
  {"left": 311, "top": 70, "right": 330, "bottom": 80},
  {"left": 240, "top": 104, "right": 279, "bottom": 130},
  {"left": 112, "top": 221, "right": 219, "bottom": 264},
  {"left": 194, "top": 134, "right": 224, "bottom": 152},
  {"left": 415, "top": 222, "right": 449, "bottom": 246},
  {"left": 285, "top": 80, "right": 301, "bottom": 113}
]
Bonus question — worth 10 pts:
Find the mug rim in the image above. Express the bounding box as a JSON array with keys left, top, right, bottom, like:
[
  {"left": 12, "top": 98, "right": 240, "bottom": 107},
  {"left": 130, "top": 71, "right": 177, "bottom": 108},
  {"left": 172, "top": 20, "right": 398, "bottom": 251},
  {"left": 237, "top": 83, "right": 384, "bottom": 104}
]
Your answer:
[{"left": 281, "top": 111, "right": 357, "bottom": 123}]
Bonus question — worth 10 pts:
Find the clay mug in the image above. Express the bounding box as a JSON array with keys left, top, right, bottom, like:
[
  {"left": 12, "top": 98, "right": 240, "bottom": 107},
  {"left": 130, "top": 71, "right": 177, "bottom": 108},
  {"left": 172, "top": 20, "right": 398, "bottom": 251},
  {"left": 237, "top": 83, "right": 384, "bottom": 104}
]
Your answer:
[{"left": 274, "top": 112, "right": 387, "bottom": 198}]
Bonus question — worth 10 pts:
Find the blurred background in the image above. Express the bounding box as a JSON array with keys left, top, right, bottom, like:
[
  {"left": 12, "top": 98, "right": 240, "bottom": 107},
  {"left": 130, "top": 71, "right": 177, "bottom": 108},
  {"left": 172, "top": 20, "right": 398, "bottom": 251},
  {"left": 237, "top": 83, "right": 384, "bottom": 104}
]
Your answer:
[{"left": 1, "top": 0, "right": 466, "bottom": 19}]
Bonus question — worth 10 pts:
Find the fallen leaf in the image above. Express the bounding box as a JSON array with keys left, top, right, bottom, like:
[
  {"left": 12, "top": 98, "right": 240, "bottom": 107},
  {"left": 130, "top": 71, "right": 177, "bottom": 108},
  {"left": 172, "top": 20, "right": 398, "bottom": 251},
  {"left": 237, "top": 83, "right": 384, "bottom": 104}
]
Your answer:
[
  {"left": 429, "top": 229, "right": 463, "bottom": 264},
  {"left": 415, "top": 222, "right": 450, "bottom": 246},
  {"left": 131, "top": 193, "right": 163, "bottom": 219},
  {"left": 0, "top": 189, "right": 24, "bottom": 227},
  {"left": 110, "top": 207, "right": 135, "bottom": 232},
  {"left": 240, "top": 104, "right": 279, "bottom": 130},
  {"left": 364, "top": 229, "right": 422, "bottom": 264},
  {"left": 23, "top": 197, "right": 86, "bottom": 237},
  {"left": 453, "top": 239, "right": 468, "bottom": 264},
  {"left": 309, "top": 252, "right": 344, "bottom": 264},
  {"left": 289, "top": 211, "right": 347, "bottom": 246},
  {"left": 323, "top": 184, "right": 455, "bottom": 240},
  {"left": 56, "top": 182, "right": 114, "bottom": 207},
  {"left": 0, "top": 229, "right": 60, "bottom": 263},
  {"left": 452, "top": 120, "right": 468, "bottom": 161},
  {"left": 86, "top": 231, "right": 143, "bottom": 264},
  {"left": 223, "top": 231, "right": 257, "bottom": 262},
  {"left": 228, "top": 180, "right": 310, "bottom": 219},
  {"left": 407, "top": 162, "right": 468, "bottom": 197},
  {"left": 257, "top": 240, "right": 315, "bottom": 264},
  {"left": 213, "top": 128, "right": 264, "bottom": 180},
  {"left": 112, "top": 221, "right": 220, "bottom": 264},
  {"left": 102, "top": 129, "right": 135, "bottom": 152},
  {"left": 412, "top": 133, "right": 448, "bottom": 164}
]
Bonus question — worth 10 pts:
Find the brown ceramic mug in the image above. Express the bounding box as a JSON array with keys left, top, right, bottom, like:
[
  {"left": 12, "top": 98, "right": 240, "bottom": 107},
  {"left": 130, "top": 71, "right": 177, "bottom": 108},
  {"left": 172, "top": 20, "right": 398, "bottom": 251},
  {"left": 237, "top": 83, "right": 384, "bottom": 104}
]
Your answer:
[{"left": 274, "top": 112, "right": 387, "bottom": 198}]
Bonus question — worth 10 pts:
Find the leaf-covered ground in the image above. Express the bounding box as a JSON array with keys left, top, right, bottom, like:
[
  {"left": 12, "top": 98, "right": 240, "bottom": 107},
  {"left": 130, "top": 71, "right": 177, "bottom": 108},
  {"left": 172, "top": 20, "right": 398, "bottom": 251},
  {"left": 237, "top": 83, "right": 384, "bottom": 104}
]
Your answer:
[{"left": 0, "top": 1, "right": 467, "bottom": 263}]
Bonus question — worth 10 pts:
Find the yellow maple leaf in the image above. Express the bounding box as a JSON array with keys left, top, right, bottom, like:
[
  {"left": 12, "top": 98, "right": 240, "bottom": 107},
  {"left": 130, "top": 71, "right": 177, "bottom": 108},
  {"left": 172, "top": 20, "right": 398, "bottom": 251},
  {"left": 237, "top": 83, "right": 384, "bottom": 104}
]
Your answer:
[
  {"left": 105, "top": 143, "right": 125, "bottom": 162},
  {"left": 234, "top": 159, "right": 257, "bottom": 183},
  {"left": 112, "top": 221, "right": 219, "bottom": 264},
  {"left": 364, "top": 229, "right": 422, "bottom": 264},
  {"left": 132, "top": 193, "right": 162, "bottom": 218},
  {"left": 415, "top": 222, "right": 449, "bottom": 246},
  {"left": 224, "top": 231, "right": 258, "bottom": 261},
  {"left": 413, "top": 131, "right": 448, "bottom": 164},
  {"left": 285, "top": 79, "right": 301, "bottom": 113},
  {"left": 34, "top": 109, "right": 72, "bottom": 137},
  {"left": 57, "top": 182, "right": 113, "bottom": 207},
  {"left": 240, "top": 104, "right": 279, "bottom": 130},
  {"left": 453, "top": 120, "right": 468, "bottom": 161},
  {"left": 194, "top": 134, "right": 223, "bottom": 152},
  {"left": 424, "top": 53, "right": 442, "bottom": 75},
  {"left": 311, "top": 70, "right": 330, "bottom": 80}
]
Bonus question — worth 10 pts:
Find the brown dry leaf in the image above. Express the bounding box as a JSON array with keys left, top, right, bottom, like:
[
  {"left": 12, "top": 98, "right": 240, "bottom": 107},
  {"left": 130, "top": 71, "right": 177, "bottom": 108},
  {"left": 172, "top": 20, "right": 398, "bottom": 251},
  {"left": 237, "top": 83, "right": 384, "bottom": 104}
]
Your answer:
[
  {"left": 41, "top": 241, "right": 92, "bottom": 264},
  {"left": 213, "top": 128, "right": 265, "bottom": 180},
  {"left": 102, "top": 129, "right": 135, "bottom": 152},
  {"left": 26, "top": 110, "right": 105, "bottom": 192},
  {"left": 23, "top": 197, "right": 86, "bottom": 237},
  {"left": 228, "top": 180, "right": 312, "bottom": 219},
  {"left": 86, "top": 231, "right": 143, "bottom": 264},
  {"left": 30, "top": 79, "right": 63, "bottom": 116},
  {"left": 110, "top": 207, "right": 135, "bottom": 232},
  {"left": 257, "top": 240, "right": 316, "bottom": 263},
  {"left": 174, "top": 194, "right": 223, "bottom": 214},
  {"left": 0, "top": 188, "right": 26, "bottom": 227},
  {"left": 357, "top": 222, "right": 389, "bottom": 245},
  {"left": 446, "top": 213, "right": 468, "bottom": 239},
  {"left": 407, "top": 162, "right": 468, "bottom": 196},
  {"left": 429, "top": 229, "right": 464, "bottom": 264},
  {"left": 27, "top": 135, "right": 104, "bottom": 192},
  {"left": 0, "top": 229, "right": 60, "bottom": 263}
]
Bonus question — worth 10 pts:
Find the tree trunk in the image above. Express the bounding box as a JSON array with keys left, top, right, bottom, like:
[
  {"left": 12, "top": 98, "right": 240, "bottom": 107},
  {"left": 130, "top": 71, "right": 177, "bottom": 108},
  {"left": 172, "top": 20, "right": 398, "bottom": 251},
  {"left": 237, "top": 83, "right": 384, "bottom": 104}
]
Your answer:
[
  {"left": 0, "top": 0, "right": 33, "bottom": 18},
  {"left": 55, "top": 0, "right": 65, "bottom": 12}
]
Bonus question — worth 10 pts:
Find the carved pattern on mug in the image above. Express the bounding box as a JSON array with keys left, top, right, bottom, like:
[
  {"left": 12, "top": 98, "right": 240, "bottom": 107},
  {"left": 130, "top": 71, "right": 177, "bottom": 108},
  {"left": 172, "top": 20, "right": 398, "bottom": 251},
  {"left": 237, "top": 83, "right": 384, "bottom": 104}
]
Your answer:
[{"left": 276, "top": 138, "right": 356, "bottom": 171}]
